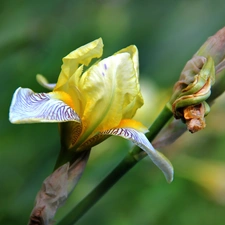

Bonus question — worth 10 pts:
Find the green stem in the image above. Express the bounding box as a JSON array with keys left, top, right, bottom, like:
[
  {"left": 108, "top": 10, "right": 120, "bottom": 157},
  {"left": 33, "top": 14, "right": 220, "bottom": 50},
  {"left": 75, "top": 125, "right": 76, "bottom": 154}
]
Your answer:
[
  {"left": 54, "top": 149, "right": 74, "bottom": 170},
  {"left": 56, "top": 105, "right": 173, "bottom": 225},
  {"left": 148, "top": 105, "right": 173, "bottom": 140},
  {"left": 57, "top": 153, "right": 138, "bottom": 225}
]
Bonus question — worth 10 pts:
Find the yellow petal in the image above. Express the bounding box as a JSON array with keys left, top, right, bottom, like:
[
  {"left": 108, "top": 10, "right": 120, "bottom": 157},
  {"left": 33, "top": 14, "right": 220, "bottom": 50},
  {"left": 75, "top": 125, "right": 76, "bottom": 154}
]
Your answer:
[
  {"left": 55, "top": 65, "right": 84, "bottom": 116},
  {"left": 54, "top": 38, "right": 104, "bottom": 90},
  {"left": 115, "top": 45, "right": 139, "bottom": 77},
  {"left": 9, "top": 88, "right": 80, "bottom": 124},
  {"left": 76, "top": 51, "right": 142, "bottom": 144},
  {"left": 115, "top": 45, "right": 144, "bottom": 119}
]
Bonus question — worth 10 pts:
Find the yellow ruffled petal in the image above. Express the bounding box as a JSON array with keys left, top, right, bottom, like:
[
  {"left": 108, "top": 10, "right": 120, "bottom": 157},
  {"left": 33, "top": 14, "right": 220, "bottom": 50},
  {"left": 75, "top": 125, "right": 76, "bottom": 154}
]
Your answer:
[
  {"left": 75, "top": 51, "right": 142, "bottom": 144},
  {"left": 55, "top": 38, "right": 104, "bottom": 90},
  {"left": 116, "top": 45, "right": 144, "bottom": 119},
  {"left": 115, "top": 45, "right": 139, "bottom": 77}
]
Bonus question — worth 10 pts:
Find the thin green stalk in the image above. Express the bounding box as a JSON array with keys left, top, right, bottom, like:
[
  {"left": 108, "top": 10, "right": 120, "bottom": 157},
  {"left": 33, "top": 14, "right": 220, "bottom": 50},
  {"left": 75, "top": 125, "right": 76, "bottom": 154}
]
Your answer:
[
  {"left": 54, "top": 147, "right": 90, "bottom": 170},
  {"left": 56, "top": 105, "right": 173, "bottom": 225},
  {"left": 147, "top": 105, "right": 173, "bottom": 140},
  {"left": 57, "top": 153, "right": 138, "bottom": 225}
]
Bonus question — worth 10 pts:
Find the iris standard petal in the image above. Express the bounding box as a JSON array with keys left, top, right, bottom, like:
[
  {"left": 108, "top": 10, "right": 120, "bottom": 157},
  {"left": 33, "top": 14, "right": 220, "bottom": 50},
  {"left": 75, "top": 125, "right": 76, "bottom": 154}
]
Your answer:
[
  {"left": 116, "top": 45, "right": 140, "bottom": 77},
  {"left": 9, "top": 87, "right": 81, "bottom": 124},
  {"left": 76, "top": 52, "right": 140, "bottom": 145},
  {"left": 55, "top": 38, "right": 104, "bottom": 90},
  {"left": 115, "top": 46, "right": 144, "bottom": 119}
]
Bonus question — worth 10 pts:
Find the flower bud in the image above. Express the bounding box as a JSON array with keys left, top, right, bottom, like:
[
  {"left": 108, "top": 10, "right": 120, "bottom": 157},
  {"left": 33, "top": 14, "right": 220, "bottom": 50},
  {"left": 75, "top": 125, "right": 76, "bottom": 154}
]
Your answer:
[
  {"left": 168, "top": 27, "right": 225, "bottom": 133},
  {"left": 168, "top": 56, "right": 215, "bottom": 133}
]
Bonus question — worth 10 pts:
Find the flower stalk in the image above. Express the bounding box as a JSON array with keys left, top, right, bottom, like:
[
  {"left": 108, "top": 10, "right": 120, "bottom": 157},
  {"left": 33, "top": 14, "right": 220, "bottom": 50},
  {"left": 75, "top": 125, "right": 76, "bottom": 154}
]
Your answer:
[
  {"left": 56, "top": 153, "right": 139, "bottom": 225},
  {"left": 56, "top": 27, "right": 225, "bottom": 225}
]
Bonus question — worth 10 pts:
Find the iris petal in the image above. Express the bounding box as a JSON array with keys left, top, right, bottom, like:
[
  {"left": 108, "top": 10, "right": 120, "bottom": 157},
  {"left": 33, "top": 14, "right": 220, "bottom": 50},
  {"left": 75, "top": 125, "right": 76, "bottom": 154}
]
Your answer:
[
  {"left": 78, "top": 119, "right": 173, "bottom": 182},
  {"left": 115, "top": 46, "right": 143, "bottom": 119},
  {"left": 101, "top": 127, "right": 174, "bottom": 183},
  {"left": 55, "top": 38, "right": 104, "bottom": 90},
  {"left": 76, "top": 52, "right": 141, "bottom": 145},
  {"left": 9, "top": 87, "right": 81, "bottom": 124}
]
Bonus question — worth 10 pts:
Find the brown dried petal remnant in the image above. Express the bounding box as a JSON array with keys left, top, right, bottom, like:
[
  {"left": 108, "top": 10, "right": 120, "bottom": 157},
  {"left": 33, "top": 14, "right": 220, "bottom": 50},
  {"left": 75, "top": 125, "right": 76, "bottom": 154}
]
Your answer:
[
  {"left": 183, "top": 103, "right": 206, "bottom": 133},
  {"left": 28, "top": 151, "right": 90, "bottom": 225}
]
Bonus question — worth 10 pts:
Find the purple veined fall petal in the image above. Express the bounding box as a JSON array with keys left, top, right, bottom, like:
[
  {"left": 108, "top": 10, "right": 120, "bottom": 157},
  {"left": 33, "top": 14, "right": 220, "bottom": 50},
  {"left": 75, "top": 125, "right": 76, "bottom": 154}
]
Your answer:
[
  {"left": 9, "top": 87, "right": 81, "bottom": 124},
  {"left": 100, "top": 127, "right": 174, "bottom": 183},
  {"left": 79, "top": 119, "right": 173, "bottom": 183}
]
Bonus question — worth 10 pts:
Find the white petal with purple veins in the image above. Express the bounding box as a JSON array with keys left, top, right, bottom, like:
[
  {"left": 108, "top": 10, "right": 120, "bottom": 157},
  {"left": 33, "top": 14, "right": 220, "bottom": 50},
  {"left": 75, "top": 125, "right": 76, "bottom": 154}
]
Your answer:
[
  {"left": 101, "top": 127, "right": 174, "bottom": 183},
  {"left": 9, "top": 87, "right": 80, "bottom": 124}
]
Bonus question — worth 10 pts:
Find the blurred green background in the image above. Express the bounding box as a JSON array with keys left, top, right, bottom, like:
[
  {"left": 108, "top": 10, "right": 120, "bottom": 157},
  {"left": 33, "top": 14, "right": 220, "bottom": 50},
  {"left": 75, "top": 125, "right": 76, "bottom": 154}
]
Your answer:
[{"left": 1, "top": 0, "right": 225, "bottom": 224}]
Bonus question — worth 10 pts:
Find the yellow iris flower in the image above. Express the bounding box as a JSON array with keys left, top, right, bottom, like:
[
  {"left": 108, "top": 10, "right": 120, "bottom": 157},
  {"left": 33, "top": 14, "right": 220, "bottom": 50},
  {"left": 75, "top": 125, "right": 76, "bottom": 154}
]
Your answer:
[{"left": 9, "top": 38, "right": 173, "bottom": 182}]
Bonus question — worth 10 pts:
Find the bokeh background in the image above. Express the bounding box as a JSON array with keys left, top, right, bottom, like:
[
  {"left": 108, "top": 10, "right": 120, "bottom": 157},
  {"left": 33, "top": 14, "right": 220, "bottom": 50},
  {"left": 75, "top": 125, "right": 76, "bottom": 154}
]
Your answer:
[{"left": 1, "top": 0, "right": 225, "bottom": 224}]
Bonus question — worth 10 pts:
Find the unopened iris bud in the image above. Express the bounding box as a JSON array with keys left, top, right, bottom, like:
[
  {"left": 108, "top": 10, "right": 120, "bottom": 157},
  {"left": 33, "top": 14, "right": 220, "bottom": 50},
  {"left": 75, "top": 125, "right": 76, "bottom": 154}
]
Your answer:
[
  {"left": 168, "top": 27, "right": 225, "bottom": 133},
  {"left": 167, "top": 56, "right": 215, "bottom": 133}
]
